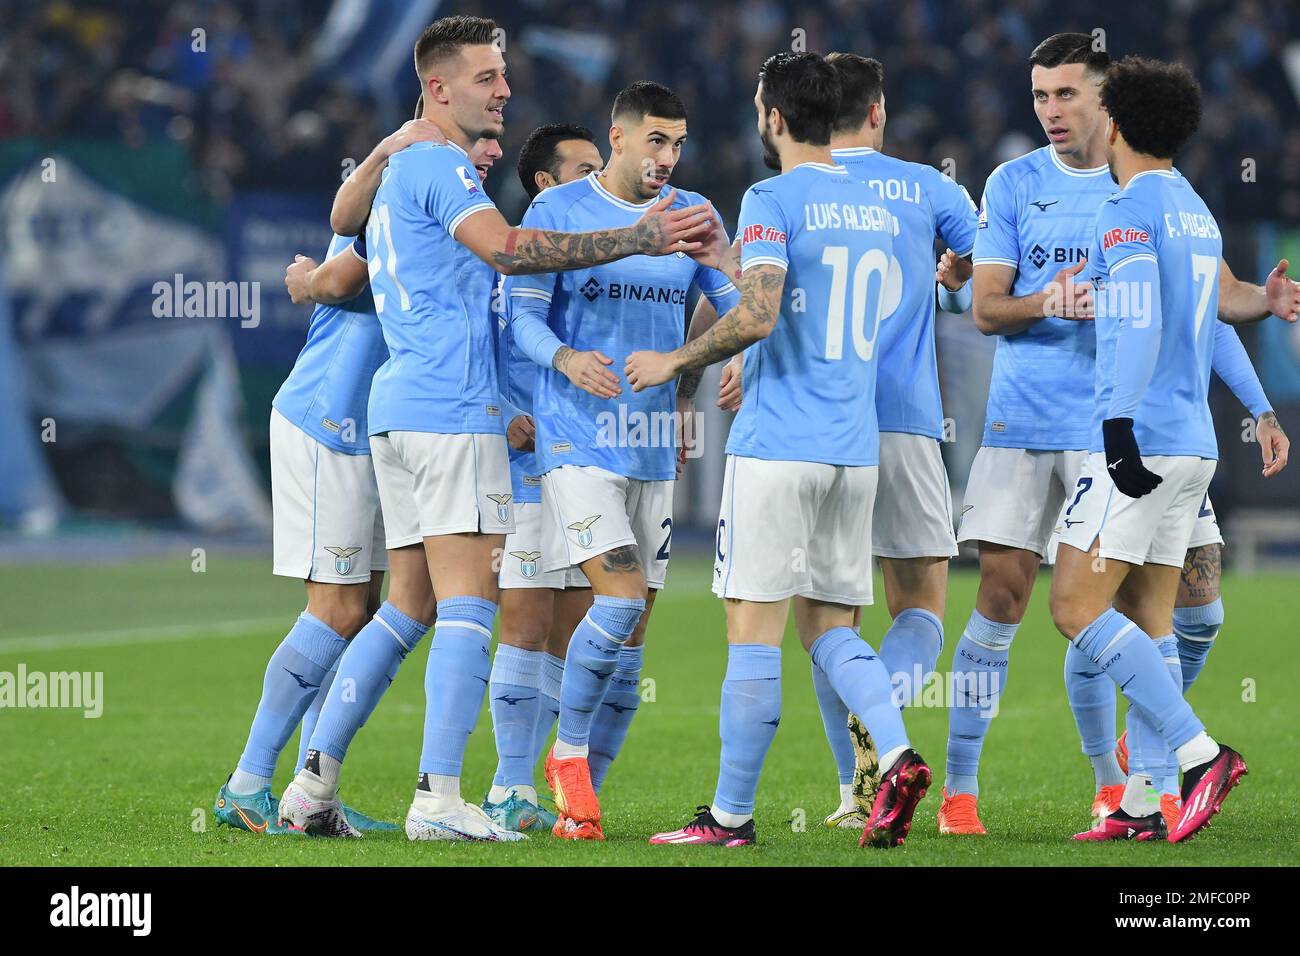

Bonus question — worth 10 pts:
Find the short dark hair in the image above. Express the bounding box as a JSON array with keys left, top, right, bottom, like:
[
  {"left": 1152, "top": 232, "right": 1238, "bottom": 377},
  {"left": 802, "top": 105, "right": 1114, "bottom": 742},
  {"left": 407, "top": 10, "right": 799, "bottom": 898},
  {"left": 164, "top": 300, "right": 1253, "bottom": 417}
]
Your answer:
[
  {"left": 414, "top": 15, "right": 497, "bottom": 79},
  {"left": 1101, "top": 56, "right": 1202, "bottom": 159},
  {"left": 758, "top": 52, "right": 841, "bottom": 146},
  {"left": 826, "top": 53, "right": 884, "bottom": 134},
  {"left": 1028, "top": 32, "right": 1110, "bottom": 78},
  {"left": 516, "top": 123, "right": 597, "bottom": 199},
  {"left": 611, "top": 81, "right": 687, "bottom": 125}
]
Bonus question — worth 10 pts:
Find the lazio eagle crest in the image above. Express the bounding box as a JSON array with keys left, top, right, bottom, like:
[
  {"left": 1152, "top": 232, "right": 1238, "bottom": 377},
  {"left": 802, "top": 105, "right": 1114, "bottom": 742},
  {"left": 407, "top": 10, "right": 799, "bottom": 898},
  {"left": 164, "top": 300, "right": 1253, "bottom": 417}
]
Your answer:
[
  {"left": 510, "top": 550, "right": 541, "bottom": 578},
  {"left": 325, "top": 546, "right": 362, "bottom": 575},
  {"left": 487, "top": 493, "right": 512, "bottom": 523},
  {"left": 567, "top": 515, "right": 601, "bottom": 549}
]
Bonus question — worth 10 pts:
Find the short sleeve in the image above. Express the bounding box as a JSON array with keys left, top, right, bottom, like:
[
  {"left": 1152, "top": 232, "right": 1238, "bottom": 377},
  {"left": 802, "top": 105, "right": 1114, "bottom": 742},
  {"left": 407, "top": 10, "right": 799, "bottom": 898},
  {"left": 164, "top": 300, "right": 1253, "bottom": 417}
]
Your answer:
[
  {"left": 972, "top": 165, "right": 1020, "bottom": 268},
  {"left": 1095, "top": 196, "right": 1159, "bottom": 278},
  {"left": 738, "top": 186, "right": 791, "bottom": 272},
  {"left": 932, "top": 171, "right": 978, "bottom": 257},
  {"left": 410, "top": 148, "right": 498, "bottom": 239}
]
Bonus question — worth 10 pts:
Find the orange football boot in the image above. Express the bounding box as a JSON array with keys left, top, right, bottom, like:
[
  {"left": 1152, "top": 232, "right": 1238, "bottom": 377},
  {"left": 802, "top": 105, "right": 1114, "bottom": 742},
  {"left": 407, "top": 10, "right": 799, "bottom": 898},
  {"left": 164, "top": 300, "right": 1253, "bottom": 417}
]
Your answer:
[
  {"left": 1091, "top": 783, "right": 1125, "bottom": 822},
  {"left": 936, "top": 788, "right": 986, "bottom": 835},
  {"left": 1115, "top": 731, "right": 1129, "bottom": 775},
  {"left": 1160, "top": 794, "right": 1181, "bottom": 832},
  {"left": 544, "top": 748, "right": 602, "bottom": 828}
]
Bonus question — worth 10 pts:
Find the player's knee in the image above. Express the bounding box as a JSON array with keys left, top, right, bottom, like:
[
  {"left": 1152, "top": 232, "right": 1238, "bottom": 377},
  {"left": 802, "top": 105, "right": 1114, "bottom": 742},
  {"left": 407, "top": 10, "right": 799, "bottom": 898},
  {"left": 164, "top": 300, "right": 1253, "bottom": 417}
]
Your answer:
[
  {"left": 310, "top": 591, "right": 370, "bottom": 639},
  {"left": 979, "top": 579, "right": 1029, "bottom": 623},
  {"left": 1048, "top": 590, "right": 1091, "bottom": 640},
  {"left": 501, "top": 612, "right": 549, "bottom": 651}
]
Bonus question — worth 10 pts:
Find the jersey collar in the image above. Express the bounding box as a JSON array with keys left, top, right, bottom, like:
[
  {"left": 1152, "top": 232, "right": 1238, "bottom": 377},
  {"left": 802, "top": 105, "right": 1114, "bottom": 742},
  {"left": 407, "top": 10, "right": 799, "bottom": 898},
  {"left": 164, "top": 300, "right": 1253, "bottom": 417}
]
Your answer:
[
  {"left": 1046, "top": 145, "right": 1109, "bottom": 178},
  {"left": 1123, "top": 168, "right": 1179, "bottom": 189},
  {"left": 831, "top": 146, "right": 876, "bottom": 157},
  {"left": 794, "top": 162, "right": 848, "bottom": 174},
  {"left": 588, "top": 171, "right": 659, "bottom": 210},
  {"left": 443, "top": 139, "right": 469, "bottom": 159}
]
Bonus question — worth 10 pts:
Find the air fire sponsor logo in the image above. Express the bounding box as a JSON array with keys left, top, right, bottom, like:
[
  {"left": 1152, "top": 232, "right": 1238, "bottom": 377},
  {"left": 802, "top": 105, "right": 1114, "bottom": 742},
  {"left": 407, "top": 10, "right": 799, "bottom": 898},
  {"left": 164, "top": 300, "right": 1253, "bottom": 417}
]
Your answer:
[
  {"left": 1102, "top": 227, "right": 1150, "bottom": 251},
  {"left": 50, "top": 886, "right": 151, "bottom": 936},
  {"left": 742, "top": 223, "right": 787, "bottom": 244}
]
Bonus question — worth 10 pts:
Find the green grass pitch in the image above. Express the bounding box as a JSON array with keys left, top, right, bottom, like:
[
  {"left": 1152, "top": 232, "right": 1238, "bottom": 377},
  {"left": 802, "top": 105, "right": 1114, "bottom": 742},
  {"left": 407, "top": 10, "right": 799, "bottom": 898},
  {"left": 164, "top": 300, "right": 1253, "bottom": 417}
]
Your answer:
[{"left": 1, "top": 554, "right": 1295, "bottom": 866}]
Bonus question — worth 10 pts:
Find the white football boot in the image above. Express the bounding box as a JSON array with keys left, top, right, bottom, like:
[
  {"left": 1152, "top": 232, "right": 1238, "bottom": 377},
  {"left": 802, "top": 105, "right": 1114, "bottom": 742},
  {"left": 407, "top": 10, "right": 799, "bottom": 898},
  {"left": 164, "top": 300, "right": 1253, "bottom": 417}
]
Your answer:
[
  {"left": 278, "top": 771, "right": 360, "bottom": 838},
  {"left": 406, "top": 796, "right": 528, "bottom": 842}
]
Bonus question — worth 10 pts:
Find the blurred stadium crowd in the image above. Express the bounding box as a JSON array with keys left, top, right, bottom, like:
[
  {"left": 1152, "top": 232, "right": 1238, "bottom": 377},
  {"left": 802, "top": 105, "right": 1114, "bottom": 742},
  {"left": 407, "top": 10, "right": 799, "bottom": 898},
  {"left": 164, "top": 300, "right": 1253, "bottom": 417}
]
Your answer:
[{"left": 6, "top": 0, "right": 1300, "bottom": 222}]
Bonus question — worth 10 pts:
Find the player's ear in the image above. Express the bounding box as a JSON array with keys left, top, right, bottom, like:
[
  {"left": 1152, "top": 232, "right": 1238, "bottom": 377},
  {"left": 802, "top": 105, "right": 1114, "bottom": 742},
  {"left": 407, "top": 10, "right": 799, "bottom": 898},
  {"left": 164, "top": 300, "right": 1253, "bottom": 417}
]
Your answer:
[
  {"left": 608, "top": 124, "right": 622, "bottom": 156},
  {"left": 535, "top": 170, "right": 556, "bottom": 193}
]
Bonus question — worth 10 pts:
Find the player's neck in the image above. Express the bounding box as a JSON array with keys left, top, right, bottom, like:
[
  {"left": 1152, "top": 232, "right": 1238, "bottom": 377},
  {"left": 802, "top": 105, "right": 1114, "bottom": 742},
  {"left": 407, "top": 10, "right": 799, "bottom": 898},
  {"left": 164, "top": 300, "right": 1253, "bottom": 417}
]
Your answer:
[
  {"left": 1114, "top": 153, "right": 1173, "bottom": 189},
  {"left": 1056, "top": 131, "right": 1108, "bottom": 171},
  {"left": 779, "top": 141, "right": 833, "bottom": 172},
  {"left": 597, "top": 165, "right": 652, "bottom": 204},
  {"left": 829, "top": 129, "right": 881, "bottom": 153},
  {"left": 427, "top": 109, "right": 473, "bottom": 152}
]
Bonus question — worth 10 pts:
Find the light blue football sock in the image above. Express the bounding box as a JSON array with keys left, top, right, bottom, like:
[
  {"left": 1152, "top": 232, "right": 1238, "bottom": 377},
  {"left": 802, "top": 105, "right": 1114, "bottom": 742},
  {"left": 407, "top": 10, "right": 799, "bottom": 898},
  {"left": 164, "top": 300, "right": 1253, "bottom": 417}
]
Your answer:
[
  {"left": 712, "top": 643, "right": 782, "bottom": 819},
  {"left": 418, "top": 597, "right": 497, "bottom": 778},
  {"left": 296, "top": 661, "right": 339, "bottom": 773},
  {"left": 532, "top": 652, "right": 563, "bottom": 763},
  {"left": 1173, "top": 598, "right": 1222, "bottom": 692},
  {"left": 589, "top": 644, "right": 643, "bottom": 792},
  {"left": 556, "top": 596, "right": 644, "bottom": 749},
  {"left": 1072, "top": 609, "right": 1204, "bottom": 753},
  {"left": 812, "top": 659, "right": 854, "bottom": 785},
  {"left": 809, "top": 627, "right": 909, "bottom": 767},
  {"left": 879, "top": 607, "right": 944, "bottom": 708},
  {"left": 308, "top": 602, "right": 428, "bottom": 763},
  {"left": 945, "top": 610, "right": 1016, "bottom": 796},
  {"left": 1147, "top": 634, "right": 1184, "bottom": 797},
  {"left": 489, "top": 644, "right": 543, "bottom": 791},
  {"left": 1063, "top": 640, "right": 1125, "bottom": 788},
  {"left": 232, "top": 611, "right": 347, "bottom": 791}
]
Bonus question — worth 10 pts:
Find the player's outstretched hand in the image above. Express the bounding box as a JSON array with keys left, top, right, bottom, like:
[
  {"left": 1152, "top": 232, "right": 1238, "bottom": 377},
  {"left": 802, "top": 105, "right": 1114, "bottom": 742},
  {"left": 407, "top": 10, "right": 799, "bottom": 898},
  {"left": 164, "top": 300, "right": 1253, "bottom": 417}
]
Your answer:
[
  {"left": 556, "top": 347, "right": 621, "bottom": 399},
  {"left": 380, "top": 118, "right": 446, "bottom": 158},
  {"left": 285, "top": 254, "right": 318, "bottom": 305},
  {"left": 935, "top": 248, "right": 972, "bottom": 291},
  {"left": 1045, "top": 260, "right": 1093, "bottom": 320},
  {"left": 717, "top": 355, "right": 743, "bottom": 410},
  {"left": 634, "top": 189, "right": 713, "bottom": 257},
  {"left": 1102, "top": 417, "right": 1163, "bottom": 498},
  {"left": 625, "top": 350, "right": 677, "bottom": 392},
  {"left": 686, "top": 206, "right": 736, "bottom": 274},
  {"left": 1257, "top": 411, "right": 1289, "bottom": 477},
  {"left": 1265, "top": 259, "right": 1300, "bottom": 323},
  {"left": 507, "top": 413, "right": 536, "bottom": 452}
]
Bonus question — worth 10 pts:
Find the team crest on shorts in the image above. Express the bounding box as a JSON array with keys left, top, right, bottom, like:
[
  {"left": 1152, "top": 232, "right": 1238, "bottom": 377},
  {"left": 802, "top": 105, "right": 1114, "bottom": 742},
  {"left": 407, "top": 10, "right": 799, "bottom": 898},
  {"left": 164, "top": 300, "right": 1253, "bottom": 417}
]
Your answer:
[
  {"left": 487, "top": 493, "right": 512, "bottom": 523},
  {"left": 510, "top": 551, "right": 542, "bottom": 578},
  {"left": 568, "top": 515, "right": 601, "bottom": 549},
  {"left": 325, "top": 546, "right": 362, "bottom": 575}
]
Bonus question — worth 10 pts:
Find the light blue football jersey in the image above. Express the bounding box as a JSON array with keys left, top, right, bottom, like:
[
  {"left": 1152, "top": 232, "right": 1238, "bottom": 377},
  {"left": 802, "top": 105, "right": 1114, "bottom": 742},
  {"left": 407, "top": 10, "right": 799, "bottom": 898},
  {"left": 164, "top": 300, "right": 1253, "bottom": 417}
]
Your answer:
[
  {"left": 833, "top": 147, "right": 978, "bottom": 438},
  {"left": 973, "top": 145, "right": 1114, "bottom": 450},
  {"left": 1088, "top": 169, "right": 1221, "bottom": 460},
  {"left": 495, "top": 280, "right": 545, "bottom": 504},
  {"left": 507, "top": 173, "right": 739, "bottom": 482},
  {"left": 725, "top": 163, "right": 898, "bottom": 466},
  {"left": 272, "top": 233, "right": 386, "bottom": 455},
  {"left": 364, "top": 139, "right": 503, "bottom": 437}
]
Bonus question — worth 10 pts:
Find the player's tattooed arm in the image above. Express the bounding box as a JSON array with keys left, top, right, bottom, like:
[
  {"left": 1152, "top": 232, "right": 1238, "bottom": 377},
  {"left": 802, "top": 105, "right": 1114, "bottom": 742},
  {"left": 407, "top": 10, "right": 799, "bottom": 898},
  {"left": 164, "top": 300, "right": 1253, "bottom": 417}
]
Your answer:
[
  {"left": 1179, "top": 543, "right": 1222, "bottom": 603},
  {"left": 623, "top": 265, "right": 783, "bottom": 392},
  {"left": 1257, "top": 410, "right": 1289, "bottom": 477},
  {"left": 460, "top": 191, "right": 713, "bottom": 276},
  {"left": 676, "top": 296, "right": 721, "bottom": 400},
  {"left": 331, "top": 119, "right": 446, "bottom": 235},
  {"left": 1217, "top": 258, "right": 1300, "bottom": 325}
]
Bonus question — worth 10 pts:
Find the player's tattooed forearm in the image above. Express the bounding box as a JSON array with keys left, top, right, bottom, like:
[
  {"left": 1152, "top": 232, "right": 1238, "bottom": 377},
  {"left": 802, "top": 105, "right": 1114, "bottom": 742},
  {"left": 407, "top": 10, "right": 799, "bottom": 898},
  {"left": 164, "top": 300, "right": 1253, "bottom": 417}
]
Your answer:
[
  {"left": 1260, "top": 410, "right": 1284, "bottom": 437},
  {"left": 600, "top": 545, "right": 644, "bottom": 575},
  {"left": 676, "top": 367, "right": 703, "bottom": 399},
  {"left": 495, "top": 226, "right": 651, "bottom": 274},
  {"left": 553, "top": 345, "right": 575, "bottom": 372},
  {"left": 673, "top": 266, "right": 783, "bottom": 371},
  {"left": 1180, "top": 543, "right": 1222, "bottom": 599}
]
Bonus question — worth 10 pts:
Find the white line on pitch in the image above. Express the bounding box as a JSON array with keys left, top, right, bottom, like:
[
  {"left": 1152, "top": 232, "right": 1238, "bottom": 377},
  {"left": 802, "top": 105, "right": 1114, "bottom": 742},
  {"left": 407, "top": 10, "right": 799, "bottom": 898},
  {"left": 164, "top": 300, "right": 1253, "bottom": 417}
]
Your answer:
[{"left": 0, "top": 617, "right": 288, "bottom": 654}]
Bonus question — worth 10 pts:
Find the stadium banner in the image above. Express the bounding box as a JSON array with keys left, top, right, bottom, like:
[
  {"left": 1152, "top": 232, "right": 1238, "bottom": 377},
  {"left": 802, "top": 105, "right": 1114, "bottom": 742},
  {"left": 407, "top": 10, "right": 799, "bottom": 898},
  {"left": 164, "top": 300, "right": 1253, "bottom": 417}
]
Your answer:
[{"left": 0, "top": 149, "right": 270, "bottom": 531}]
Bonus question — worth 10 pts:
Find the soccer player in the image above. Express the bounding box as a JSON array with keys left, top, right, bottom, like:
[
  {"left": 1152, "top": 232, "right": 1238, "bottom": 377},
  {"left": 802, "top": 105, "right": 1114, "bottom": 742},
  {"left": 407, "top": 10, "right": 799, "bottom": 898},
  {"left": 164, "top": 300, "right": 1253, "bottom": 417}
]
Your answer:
[
  {"left": 1050, "top": 56, "right": 1247, "bottom": 843},
  {"left": 944, "top": 33, "right": 1300, "bottom": 836},
  {"left": 505, "top": 82, "right": 739, "bottom": 840},
  {"left": 275, "top": 15, "right": 711, "bottom": 842},
  {"left": 211, "top": 117, "right": 444, "bottom": 838},
  {"left": 809, "top": 52, "right": 979, "bottom": 829},
  {"left": 483, "top": 123, "right": 604, "bottom": 834},
  {"left": 629, "top": 51, "right": 930, "bottom": 850}
]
